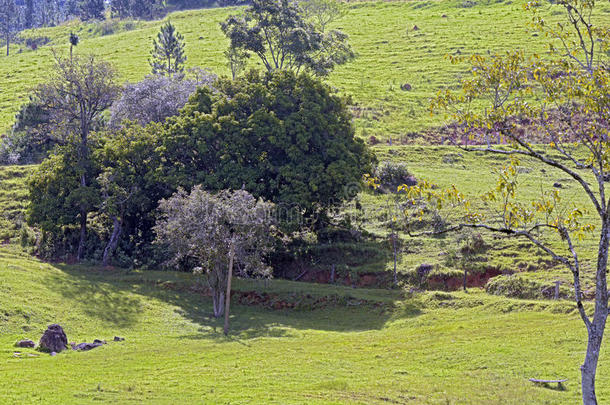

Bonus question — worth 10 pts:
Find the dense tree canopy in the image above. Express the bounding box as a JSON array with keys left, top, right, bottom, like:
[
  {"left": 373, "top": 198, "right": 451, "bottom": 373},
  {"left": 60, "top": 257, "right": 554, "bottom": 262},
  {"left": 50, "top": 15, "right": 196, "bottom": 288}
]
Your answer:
[
  {"left": 26, "top": 69, "right": 373, "bottom": 264},
  {"left": 159, "top": 70, "right": 375, "bottom": 225}
]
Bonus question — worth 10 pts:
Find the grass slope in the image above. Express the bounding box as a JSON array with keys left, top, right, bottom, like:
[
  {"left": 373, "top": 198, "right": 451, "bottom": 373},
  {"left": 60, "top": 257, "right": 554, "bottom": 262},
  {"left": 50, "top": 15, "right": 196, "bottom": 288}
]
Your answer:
[
  {"left": 0, "top": 165, "right": 31, "bottom": 239},
  {"left": 2, "top": 1, "right": 609, "bottom": 137},
  {"left": 0, "top": 245, "right": 606, "bottom": 404}
]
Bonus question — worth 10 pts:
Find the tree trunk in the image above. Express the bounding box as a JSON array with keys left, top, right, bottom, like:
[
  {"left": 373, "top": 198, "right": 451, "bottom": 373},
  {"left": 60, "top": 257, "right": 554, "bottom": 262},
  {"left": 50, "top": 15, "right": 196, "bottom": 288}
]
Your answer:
[
  {"left": 580, "top": 223, "right": 610, "bottom": 404},
  {"left": 582, "top": 330, "right": 604, "bottom": 404},
  {"left": 77, "top": 172, "right": 87, "bottom": 261},
  {"left": 77, "top": 209, "right": 87, "bottom": 261},
  {"left": 392, "top": 233, "right": 398, "bottom": 286},
  {"left": 224, "top": 247, "right": 235, "bottom": 335},
  {"left": 212, "top": 289, "right": 225, "bottom": 318},
  {"left": 102, "top": 216, "right": 122, "bottom": 267}
]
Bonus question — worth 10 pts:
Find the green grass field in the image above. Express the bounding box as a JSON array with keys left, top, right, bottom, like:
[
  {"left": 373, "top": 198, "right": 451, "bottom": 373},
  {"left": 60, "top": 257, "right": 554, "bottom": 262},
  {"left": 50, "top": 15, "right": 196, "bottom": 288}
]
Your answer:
[
  {"left": 1, "top": 1, "right": 610, "bottom": 402},
  {"left": 0, "top": 245, "right": 605, "bottom": 404},
  {"left": 2, "top": 0, "right": 609, "bottom": 137}
]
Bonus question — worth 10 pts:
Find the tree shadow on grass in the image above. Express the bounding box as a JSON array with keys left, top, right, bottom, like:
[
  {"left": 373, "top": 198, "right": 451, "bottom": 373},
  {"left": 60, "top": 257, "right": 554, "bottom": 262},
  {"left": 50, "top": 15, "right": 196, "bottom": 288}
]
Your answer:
[
  {"left": 44, "top": 264, "right": 144, "bottom": 329},
  {"left": 46, "top": 262, "right": 422, "bottom": 341}
]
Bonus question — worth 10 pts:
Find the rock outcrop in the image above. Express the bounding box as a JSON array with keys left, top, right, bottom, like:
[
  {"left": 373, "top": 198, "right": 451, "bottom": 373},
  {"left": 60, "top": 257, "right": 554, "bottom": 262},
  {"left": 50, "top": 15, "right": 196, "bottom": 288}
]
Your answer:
[{"left": 39, "top": 324, "right": 68, "bottom": 353}]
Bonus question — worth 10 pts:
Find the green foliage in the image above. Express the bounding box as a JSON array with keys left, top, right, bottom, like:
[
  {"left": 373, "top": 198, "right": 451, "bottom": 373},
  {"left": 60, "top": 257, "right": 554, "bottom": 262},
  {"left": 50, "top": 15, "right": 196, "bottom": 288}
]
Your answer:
[
  {"left": 161, "top": 70, "right": 375, "bottom": 223},
  {"left": 94, "top": 122, "right": 168, "bottom": 265},
  {"left": 27, "top": 145, "right": 100, "bottom": 234},
  {"left": 0, "top": 98, "right": 54, "bottom": 164},
  {"left": 149, "top": 20, "right": 186, "bottom": 77},
  {"left": 221, "top": 0, "right": 353, "bottom": 77}
]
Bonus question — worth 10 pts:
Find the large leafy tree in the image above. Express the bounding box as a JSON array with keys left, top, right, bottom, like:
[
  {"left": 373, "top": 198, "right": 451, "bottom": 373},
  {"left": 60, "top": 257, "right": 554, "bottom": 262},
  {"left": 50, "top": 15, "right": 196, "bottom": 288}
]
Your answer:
[
  {"left": 405, "top": 0, "right": 609, "bottom": 403},
  {"left": 31, "top": 52, "right": 120, "bottom": 260},
  {"left": 221, "top": 0, "right": 353, "bottom": 77},
  {"left": 27, "top": 143, "right": 101, "bottom": 258},
  {"left": 95, "top": 123, "right": 166, "bottom": 266},
  {"left": 155, "top": 187, "right": 275, "bottom": 327},
  {"left": 159, "top": 70, "right": 375, "bottom": 227},
  {"left": 149, "top": 21, "right": 187, "bottom": 77}
]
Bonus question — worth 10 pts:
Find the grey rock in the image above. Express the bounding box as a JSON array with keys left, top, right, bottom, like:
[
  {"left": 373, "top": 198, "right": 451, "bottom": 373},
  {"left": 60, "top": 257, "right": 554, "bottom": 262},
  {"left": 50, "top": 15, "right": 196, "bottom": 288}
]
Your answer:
[
  {"left": 39, "top": 324, "right": 68, "bottom": 353},
  {"left": 16, "top": 339, "right": 35, "bottom": 348},
  {"left": 70, "top": 342, "right": 104, "bottom": 351}
]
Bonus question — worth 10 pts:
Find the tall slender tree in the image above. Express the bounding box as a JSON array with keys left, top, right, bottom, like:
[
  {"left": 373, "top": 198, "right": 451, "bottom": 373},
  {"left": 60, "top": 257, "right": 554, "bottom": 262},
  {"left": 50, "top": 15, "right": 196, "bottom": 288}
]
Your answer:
[
  {"left": 149, "top": 21, "right": 186, "bottom": 77},
  {"left": 32, "top": 52, "right": 120, "bottom": 260},
  {"left": 0, "top": 0, "right": 19, "bottom": 56},
  {"left": 79, "top": 0, "right": 105, "bottom": 21},
  {"left": 24, "top": 0, "right": 34, "bottom": 29},
  {"left": 69, "top": 32, "right": 79, "bottom": 61}
]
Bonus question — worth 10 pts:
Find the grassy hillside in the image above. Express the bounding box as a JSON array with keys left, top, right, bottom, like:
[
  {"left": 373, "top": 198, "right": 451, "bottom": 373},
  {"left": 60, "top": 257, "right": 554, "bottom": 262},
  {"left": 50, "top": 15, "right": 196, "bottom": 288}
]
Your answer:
[
  {"left": 0, "top": 245, "right": 606, "bottom": 404},
  {"left": 0, "top": 165, "right": 31, "bottom": 240},
  {"left": 2, "top": 0, "right": 609, "bottom": 138}
]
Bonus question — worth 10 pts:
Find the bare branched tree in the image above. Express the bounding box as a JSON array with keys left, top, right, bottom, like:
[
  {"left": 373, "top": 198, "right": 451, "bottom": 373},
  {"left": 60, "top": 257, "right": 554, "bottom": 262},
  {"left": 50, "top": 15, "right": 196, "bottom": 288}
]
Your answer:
[
  {"left": 402, "top": 1, "right": 609, "bottom": 403},
  {"left": 34, "top": 51, "right": 120, "bottom": 260}
]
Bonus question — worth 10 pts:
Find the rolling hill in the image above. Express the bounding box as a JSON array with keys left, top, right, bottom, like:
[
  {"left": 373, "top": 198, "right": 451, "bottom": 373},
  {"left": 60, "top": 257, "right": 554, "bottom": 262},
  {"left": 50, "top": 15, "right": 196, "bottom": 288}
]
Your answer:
[{"left": 2, "top": 0, "right": 608, "bottom": 138}]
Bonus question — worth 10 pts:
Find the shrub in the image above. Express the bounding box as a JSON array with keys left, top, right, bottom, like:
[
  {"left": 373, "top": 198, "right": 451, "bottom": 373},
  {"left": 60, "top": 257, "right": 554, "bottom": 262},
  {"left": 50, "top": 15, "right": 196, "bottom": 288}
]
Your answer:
[{"left": 374, "top": 161, "right": 416, "bottom": 192}]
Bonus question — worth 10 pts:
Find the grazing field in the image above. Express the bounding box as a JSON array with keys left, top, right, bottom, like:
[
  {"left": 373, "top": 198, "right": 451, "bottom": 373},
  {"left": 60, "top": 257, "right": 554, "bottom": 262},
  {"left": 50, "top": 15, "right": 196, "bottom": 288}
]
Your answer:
[
  {"left": 2, "top": 0, "right": 609, "bottom": 137},
  {"left": 0, "top": 246, "right": 606, "bottom": 404},
  {"left": 1, "top": 0, "right": 608, "bottom": 402}
]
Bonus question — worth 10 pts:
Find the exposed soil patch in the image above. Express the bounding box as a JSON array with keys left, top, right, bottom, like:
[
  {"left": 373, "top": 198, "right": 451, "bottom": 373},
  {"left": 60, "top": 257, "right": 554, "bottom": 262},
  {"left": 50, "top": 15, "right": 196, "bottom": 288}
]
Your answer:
[
  {"left": 381, "top": 109, "right": 601, "bottom": 145},
  {"left": 427, "top": 267, "right": 504, "bottom": 291}
]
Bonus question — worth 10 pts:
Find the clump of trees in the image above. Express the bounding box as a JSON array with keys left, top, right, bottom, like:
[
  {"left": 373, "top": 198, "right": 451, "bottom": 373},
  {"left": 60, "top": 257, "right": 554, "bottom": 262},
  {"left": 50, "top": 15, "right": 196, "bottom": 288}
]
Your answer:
[
  {"left": 221, "top": 0, "right": 353, "bottom": 77},
  {"left": 155, "top": 187, "right": 275, "bottom": 329},
  {"left": 0, "top": 0, "right": 19, "bottom": 56},
  {"left": 111, "top": 0, "right": 166, "bottom": 20},
  {"left": 25, "top": 53, "right": 373, "bottom": 266}
]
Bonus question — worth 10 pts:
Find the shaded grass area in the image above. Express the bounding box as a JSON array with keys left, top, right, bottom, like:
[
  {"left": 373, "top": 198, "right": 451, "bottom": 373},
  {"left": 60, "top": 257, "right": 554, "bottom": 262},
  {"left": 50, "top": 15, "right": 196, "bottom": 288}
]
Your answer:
[
  {"left": 1, "top": 1, "right": 608, "bottom": 137},
  {"left": 0, "top": 245, "right": 606, "bottom": 404},
  {"left": 0, "top": 165, "right": 31, "bottom": 239}
]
